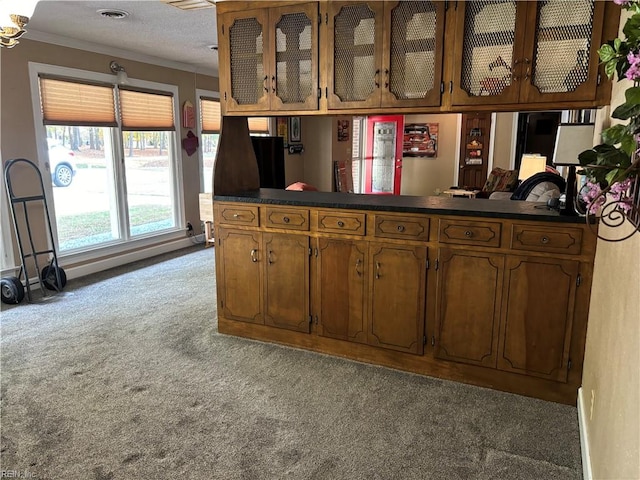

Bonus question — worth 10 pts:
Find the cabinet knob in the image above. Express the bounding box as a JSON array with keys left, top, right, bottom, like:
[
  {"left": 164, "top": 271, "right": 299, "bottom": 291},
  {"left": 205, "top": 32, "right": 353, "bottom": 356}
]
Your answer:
[
  {"left": 250, "top": 249, "right": 257, "bottom": 262},
  {"left": 283, "top": 216, "right": 290, "bottom": 224},
  {"left": 268, "top": 250, "right": 274, "bottom": 265},
  {"left": 355, "top": 258, "right": 362, "bottom": 276},
  {"left": 376, "top": 262, "right": 381, "bottom": 279},
  {"left": 233, "top": 213, "right": 240, "bottom": 218},
  {"left": 397, "top": 225, "right": 405, "bottom": 232},
  {"left": 338, "top": 221, "right": 345, "bottom": 227},
  {"left": 541, "top": 236, "right": 549, "bottom": 244},
  {"left": 465, "top": 230, "right": 473, "bottom": 237}
]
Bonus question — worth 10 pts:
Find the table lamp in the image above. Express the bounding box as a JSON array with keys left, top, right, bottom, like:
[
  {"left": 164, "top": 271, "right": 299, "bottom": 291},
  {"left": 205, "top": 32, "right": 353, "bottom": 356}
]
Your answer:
[
  {"left": 518, "top": 154, "right": 547, "bottom": 181},
  {"left": 552, "top": 123, "right": 595, "bottom": 216}
]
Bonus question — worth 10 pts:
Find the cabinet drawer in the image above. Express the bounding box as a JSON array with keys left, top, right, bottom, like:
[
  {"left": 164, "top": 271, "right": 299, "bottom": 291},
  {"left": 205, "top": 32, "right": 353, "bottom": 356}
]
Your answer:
[
  {"left": 511, "top": 225, "right": 583, "bottom": 255},
  {"left": 217, "top": 204, "right": 259, "bottom": 227},
  {"left": 439, "top": 219, "right": 501, "bottom": 247},
  {"left": 374, "top": 214, "right": 429, "bottom": 241},
  {"left": 317, "top": 210, "right": 366, "bottom": 235},
  {"left": 264, "top": 207, "right": 309, "bottom": 231}
]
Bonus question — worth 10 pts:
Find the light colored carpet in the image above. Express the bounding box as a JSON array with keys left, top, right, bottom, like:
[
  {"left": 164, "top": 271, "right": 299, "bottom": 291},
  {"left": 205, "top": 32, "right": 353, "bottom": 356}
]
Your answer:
[{"left": 1, "top": 246, "right": 582, "bottom": 479}]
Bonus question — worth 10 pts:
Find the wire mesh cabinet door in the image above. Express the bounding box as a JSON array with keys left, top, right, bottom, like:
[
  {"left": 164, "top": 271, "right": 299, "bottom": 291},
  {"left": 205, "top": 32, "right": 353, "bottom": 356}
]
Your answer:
[
  {"left": 219, "top": 9, "right": 271, "bottom": 112},
  {"left": 519, "top": 0, "right": 604, "bottom": 104},
  {"left": 380, "top": 1, "right": 446, "bottom": 108},
  {"left": 450, "top": 0, "right": 528, "bottom": 106},
  {"left": 327, "top": 1, "right": 385, "bottom": 110},
  {"left": 269, "top": 3, "right": 319, "bottom": 111}
]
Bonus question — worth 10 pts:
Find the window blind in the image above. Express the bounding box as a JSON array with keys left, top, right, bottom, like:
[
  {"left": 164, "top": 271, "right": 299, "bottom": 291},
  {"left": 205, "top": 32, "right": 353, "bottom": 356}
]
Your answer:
[
  {"left": 39, "top": 76, "right": 117, "bottom": 127},
  {"left": 119, "top": 88, "right": 175, "bottom": 131},
  {"left": 200, "top": 97, "right": 221, "bottom": 133},
  {"left": 248, "top": 117, "right": 269, "bottom": 134}
]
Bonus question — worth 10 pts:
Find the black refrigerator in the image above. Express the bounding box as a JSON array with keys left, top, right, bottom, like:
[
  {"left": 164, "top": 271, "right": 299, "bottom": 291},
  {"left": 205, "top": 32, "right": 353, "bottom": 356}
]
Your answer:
[{"left": 251, "top": 136, "right": 285, "bottom": 189}]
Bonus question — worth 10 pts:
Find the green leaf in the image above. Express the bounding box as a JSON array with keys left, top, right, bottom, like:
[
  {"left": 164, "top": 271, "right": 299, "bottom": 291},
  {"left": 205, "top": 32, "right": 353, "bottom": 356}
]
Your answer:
[
  {"left": 605, "top": 168, "right": 625, "bottom": 186},
  {"left": 612, "top": 102, "right": 640, "bottom": 120},
  {"left": 614, "top": 38, "right": 622, "bottom": 52},
  {"left": 621, "top": 134, "right": 637, "bottom": 157},
  {"left": 623, "top": 13, "right": 640, "bottom": 44},
  {"left": 605, "top": 59, "right": 618, "bottom": 79},
  {"left": 602, "top": 124, "right": 628, "bottom": 145},
  {"left": 598, "top": 44, "right": 616, "bottom": 62},
  {"left": 578, "top": 149, "right": 598, "bottom": 166}
]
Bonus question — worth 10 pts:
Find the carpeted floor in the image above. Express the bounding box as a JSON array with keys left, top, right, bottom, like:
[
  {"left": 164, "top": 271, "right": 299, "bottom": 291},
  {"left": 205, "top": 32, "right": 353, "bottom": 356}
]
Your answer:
[{"left": 1, "top": 246, "right": 583, "bottom": 479}]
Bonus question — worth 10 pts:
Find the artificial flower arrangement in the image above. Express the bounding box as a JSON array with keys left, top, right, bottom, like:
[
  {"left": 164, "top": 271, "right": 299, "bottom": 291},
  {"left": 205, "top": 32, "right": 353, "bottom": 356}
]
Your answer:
[{"left": 579, "top": 0, "right": 640, "bottom": 216}]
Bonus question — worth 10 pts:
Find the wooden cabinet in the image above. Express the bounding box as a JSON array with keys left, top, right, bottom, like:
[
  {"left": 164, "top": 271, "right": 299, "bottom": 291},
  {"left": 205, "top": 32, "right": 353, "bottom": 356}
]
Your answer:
[
  {"left": 451, "top": 0, "right": 605, "bottom": 107},
  {"left": 327, "top": 1, "right": 445, "bottom": 110},
  {"left": 315, "top": 237, "right": 367, "bottom": 343},
  {"left": 216, "top": 228, "right": 263, "bottom": 324},
  {"left": 264, "top": 233, "right": 310, "bottom": 333},
  {"left": 218, "top": 3, "right": 319, "bottom": 113},
  {"left": 368, "top": 243, "right": 427, "bottom": 354},
  {"left": 434, "top": 248, "right": 504, "bottom": 368},
  {"left": 497, "top": 255, "right": 579, "bottom": 382}
]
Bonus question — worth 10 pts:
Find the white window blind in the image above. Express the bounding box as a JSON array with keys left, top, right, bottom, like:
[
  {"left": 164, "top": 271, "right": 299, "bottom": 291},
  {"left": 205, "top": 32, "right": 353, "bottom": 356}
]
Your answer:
[
  {"left": 248, "top": 117, "right": 269, "bottom": 134},
  {"left": 119, "top": 88, "right": 175, "bottom": 131},
  {"left": 39, "top": 76, "right": 117, "bottom": 127}
]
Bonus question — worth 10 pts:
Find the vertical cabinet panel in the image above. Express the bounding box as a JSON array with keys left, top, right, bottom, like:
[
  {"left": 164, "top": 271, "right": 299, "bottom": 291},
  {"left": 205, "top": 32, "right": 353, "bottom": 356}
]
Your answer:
[
  {"left": 315, "top": 238, "right": 367, "bottom": 343},
  {"left": 368, "top": 243, "right": 426, "bottom": 354},
  {"left": 498, "top": 256, "right": 579, "bottom": 382},
  {"left": 264, "top": 233, "right": 310, "bottom": 333},
  {"left": 435, "top": 249, "right": 504, "bottom": 367},
  {"left": 217, "top": 228, "right": 263, "bottom": 324}
]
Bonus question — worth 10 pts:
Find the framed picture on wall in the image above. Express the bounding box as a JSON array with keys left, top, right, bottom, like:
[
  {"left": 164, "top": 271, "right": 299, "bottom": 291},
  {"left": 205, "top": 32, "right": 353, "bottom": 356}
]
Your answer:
[{"left": 289, "top": 117, "right": 301, "bottom": 143}]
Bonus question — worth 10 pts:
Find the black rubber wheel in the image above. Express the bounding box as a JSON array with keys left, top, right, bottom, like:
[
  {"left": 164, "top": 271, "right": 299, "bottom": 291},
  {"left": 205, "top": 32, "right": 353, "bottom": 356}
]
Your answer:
[
  {"left": 1, "top": 277, "right": 25, "bottom": 304},
  {"left": 41, "top": 265, "right": 67, "bottom": 291},
  {"left": 53, "top": 164, "right": 73, "bottom": 187}
]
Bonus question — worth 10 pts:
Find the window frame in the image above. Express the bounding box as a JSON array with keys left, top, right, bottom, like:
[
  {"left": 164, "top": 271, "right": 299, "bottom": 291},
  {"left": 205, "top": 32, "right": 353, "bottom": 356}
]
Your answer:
[
  {"left": 196, "top": 89, "right": 220, "bottom": 194},
  {"left": 28, "top": 62, "right": 185, "bottom": 265}
]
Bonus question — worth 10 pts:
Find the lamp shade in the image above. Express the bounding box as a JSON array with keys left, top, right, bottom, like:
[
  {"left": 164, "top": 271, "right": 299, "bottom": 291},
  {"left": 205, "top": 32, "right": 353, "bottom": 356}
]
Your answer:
[
  {"left": 518, "top": 154, "right": 547, "bottom": 181},
  {"left": 552, "top": 123, "right": 595, "bottom": 166}
]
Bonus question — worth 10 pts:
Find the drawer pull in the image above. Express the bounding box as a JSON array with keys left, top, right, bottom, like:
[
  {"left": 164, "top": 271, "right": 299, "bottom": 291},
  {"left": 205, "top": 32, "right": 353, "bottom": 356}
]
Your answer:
[
  {"left": 250, "top": 249, "right": 257, "bottom": 263},
  {"left": 338, "top": 221, "right": 345, "bottom": 228},
  {"left": 283, "top": 216, "right": 290, "bottom": 224},
  {"left": 541, "top": 236, "right": 549, "bottom": 244},
  {"left": 465, "top": 230, "right": 473, "bottom": 237},
  {"left": 268, "top": 250, "right": 274, "bottom": 265},
  {"left": 376, "top": 262, "right": 381, "bottom": 279},
  {"left": 397, "top": 225, "right": 405, "bottom": 232},
  {"left": 233, "top": 213, "right": 240, "bottom": 218},
  {"left": 355, "top": 258, "right": 362, "bottom": 276}
]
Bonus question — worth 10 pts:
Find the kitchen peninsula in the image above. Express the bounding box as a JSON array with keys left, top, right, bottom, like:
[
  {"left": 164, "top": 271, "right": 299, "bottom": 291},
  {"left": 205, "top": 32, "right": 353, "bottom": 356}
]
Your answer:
[{"left": 214, "top": 177, "right": 596, "bottom": 405}]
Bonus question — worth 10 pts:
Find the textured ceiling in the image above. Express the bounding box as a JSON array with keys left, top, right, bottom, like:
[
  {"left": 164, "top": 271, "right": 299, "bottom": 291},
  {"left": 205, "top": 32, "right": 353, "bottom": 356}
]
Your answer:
[{"left": 27, "top": 0, "right": 219, "bottom": 75}]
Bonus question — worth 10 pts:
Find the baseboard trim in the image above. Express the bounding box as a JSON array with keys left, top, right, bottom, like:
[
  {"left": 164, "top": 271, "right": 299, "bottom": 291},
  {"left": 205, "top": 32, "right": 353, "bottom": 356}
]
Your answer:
[
  {"left": 64, "top": 238, "right": 193, "bottom": 280},
  {"left": 578, "top": 387, "right": 593, "bottom": 480}
]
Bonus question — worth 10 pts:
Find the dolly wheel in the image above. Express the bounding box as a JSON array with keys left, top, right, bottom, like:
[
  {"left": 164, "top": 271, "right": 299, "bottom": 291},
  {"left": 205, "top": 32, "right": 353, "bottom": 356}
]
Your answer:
[
  {"left": 1, "top": 277, "right": 25, "bottom": 304},
  {"left": 41, "top": 265, "right": 67, "bottom": 291}
]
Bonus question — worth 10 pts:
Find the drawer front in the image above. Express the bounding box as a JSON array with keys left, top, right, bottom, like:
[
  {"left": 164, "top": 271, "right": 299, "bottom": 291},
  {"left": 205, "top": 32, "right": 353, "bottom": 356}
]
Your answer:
[
  {"left": 217, "top": 204, "right": 259, "bottom": 226},
  {"left": 511, "top": 225, "right": 583, "bottom": 255},
  {"left": 374, "top": 214, "right": 429, "bottom": 241},
  {"left": 317, "top": 210, "right": 366, "bottom": 235},
  {"left": 265, "top": 207, "right": 309, "bottom": 231},
  {"left": 439, "top": 219, "right": 501, "bottom": 247}
]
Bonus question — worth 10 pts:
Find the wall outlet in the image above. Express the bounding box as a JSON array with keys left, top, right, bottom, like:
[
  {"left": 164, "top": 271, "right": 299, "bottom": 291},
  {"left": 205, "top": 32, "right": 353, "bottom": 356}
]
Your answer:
[
  {"left": 589, "top": 389, "right": 595, "bottom": 421},
  {"left": 186, "top": 222, "right": 193, "bottom": 232}
]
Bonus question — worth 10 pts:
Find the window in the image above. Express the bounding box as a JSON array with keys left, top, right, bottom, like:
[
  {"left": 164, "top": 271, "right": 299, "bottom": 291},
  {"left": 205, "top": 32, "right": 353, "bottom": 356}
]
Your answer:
[
  {"left": 352, "top": 116, "right": 365, "bottom": 193},
  {"left": 30, "top": 64, "right": 183, "bottom": 257}
]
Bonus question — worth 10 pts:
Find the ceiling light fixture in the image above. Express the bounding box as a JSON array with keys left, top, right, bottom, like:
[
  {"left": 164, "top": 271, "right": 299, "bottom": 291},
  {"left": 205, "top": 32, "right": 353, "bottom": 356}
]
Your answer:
[
  {"left": 0, "top": 0, "right": 40, "bottom": 48},
  {"left": 109, "top": 60, "right": 129, "bottom": 85},
  {"left": 97, "top": 9, "right": 129, "bottom": 20}
]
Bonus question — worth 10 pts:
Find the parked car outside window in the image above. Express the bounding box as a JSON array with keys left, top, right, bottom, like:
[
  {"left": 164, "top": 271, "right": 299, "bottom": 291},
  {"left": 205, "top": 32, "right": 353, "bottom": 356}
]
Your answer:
[{"left": 47, "top": 139, "right": 77, "bottom": 187}]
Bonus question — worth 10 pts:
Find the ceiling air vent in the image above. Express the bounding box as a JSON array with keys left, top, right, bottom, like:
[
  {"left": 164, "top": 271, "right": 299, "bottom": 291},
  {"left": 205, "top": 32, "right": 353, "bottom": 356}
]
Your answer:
[
  {"left": 97, "top": 9, "right": 130, "bottom": 19},
  {"left": 162, "top": 0, "right": 216, "bottom": 10}
]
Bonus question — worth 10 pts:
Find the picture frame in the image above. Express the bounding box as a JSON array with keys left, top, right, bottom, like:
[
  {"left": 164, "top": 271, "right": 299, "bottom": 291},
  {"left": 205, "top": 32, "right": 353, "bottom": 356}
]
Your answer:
[{"left": 289, "top": 116, "right": 301, "bottom": 143}]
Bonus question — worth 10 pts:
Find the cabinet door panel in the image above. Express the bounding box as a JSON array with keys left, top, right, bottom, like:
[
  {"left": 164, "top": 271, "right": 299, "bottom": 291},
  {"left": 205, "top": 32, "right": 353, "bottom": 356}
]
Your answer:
[
  {"left": 316, "top": 238, "right": 367, "bottom": 343},
  {"left": 368, "top": 243, "right": 426, "bottom": 354},
  {"left": 328, "top": 1, "right": 385, "bottom": 109},
  {"left": 498, "top": 256, "right": 579, "bottom": 382},
  {"left": 435, "top": 249, "right": 503, "bottom": 367},
  {"left": 382, "top": 1, "right": 445, "bottom": 107},
  {"left": 451, "top": 1, "right": 527, "bottom": 106},
  {"left": 221, "top": 10, "right": 271, "bottom": 112},
  {"left": 217, "top": 228, "right": 263, "bottom": 324},
  {"left": 264, "top": 233, "right": 310, "bottom": 333},
  {"left": 520, "top": 0, "right": 604, "bottom": 103},
  {"left": 270, "top": 3, "right": 319, "bottom": 111}
]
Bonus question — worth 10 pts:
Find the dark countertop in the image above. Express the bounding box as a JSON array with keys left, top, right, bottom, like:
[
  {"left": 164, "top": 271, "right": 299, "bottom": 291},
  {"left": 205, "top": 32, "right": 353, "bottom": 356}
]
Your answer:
[{"left": 214, "top": 189, "right": 590, "bottom": 224}]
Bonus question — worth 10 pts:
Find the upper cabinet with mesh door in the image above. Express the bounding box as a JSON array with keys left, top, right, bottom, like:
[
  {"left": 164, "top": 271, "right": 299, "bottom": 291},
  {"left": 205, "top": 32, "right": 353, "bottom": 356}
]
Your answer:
[
  {"left": 217, "top": 2, "right": 319, "bottom": 114},
  {"left": 449, "top": 0, "right": 609, "bottom": 108},
  {"left": 327, "top": 1, "right": 446, "bottom": 110}
]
